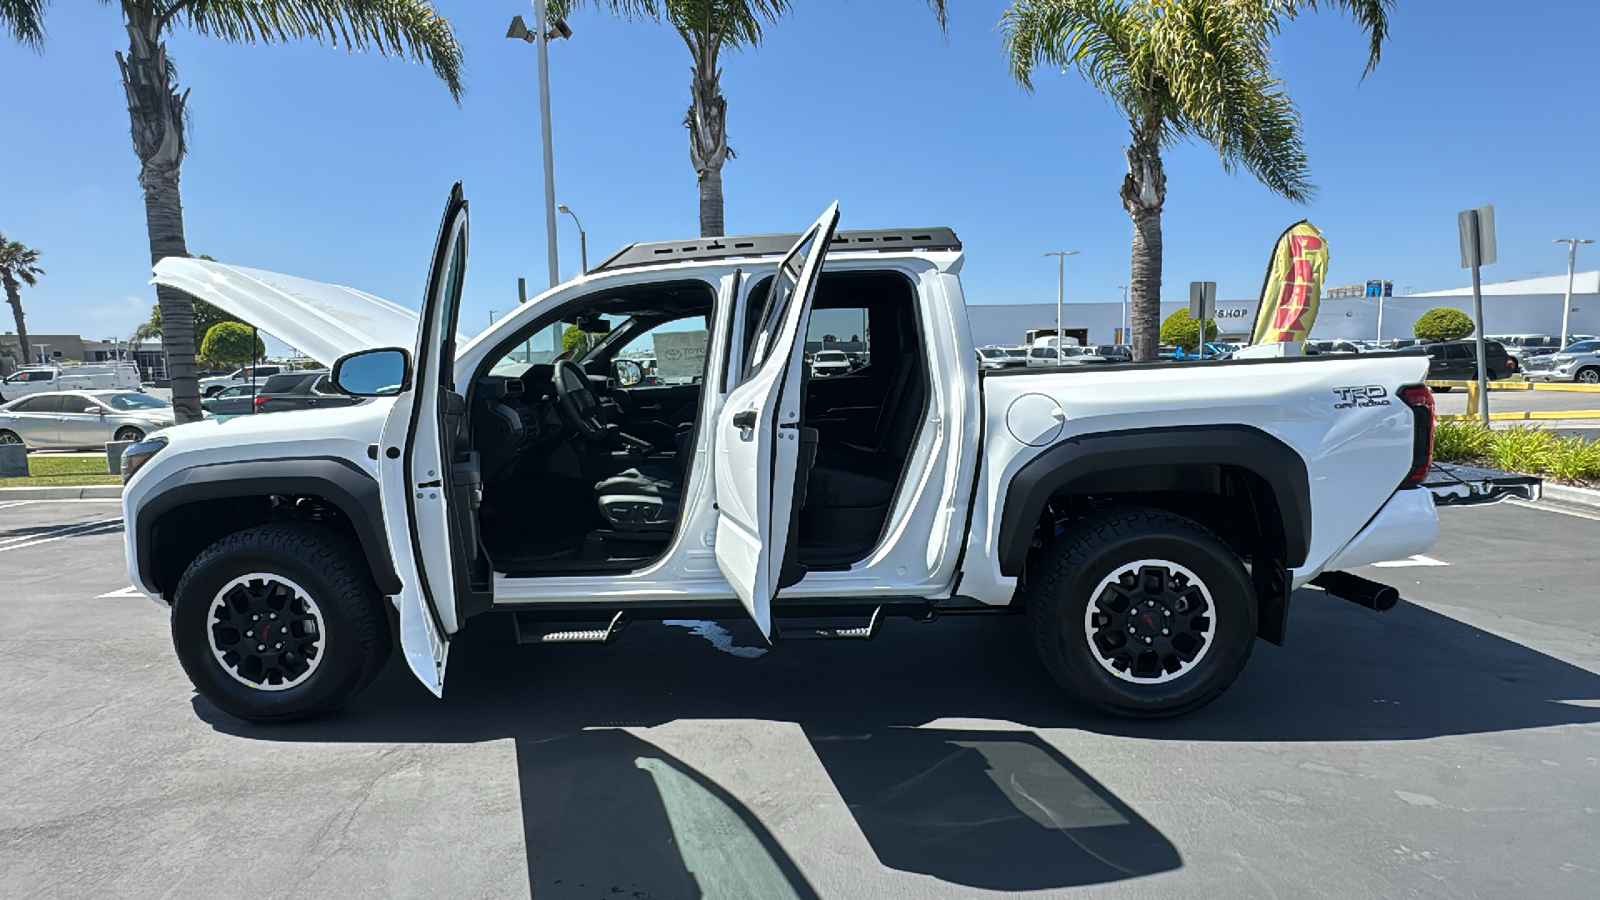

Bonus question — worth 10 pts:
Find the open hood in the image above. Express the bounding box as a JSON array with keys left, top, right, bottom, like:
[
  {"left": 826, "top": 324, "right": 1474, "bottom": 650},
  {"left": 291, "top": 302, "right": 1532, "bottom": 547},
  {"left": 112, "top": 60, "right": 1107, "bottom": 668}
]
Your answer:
[{"left": 152, "top": 259, "right": 419, "bottom": 366}]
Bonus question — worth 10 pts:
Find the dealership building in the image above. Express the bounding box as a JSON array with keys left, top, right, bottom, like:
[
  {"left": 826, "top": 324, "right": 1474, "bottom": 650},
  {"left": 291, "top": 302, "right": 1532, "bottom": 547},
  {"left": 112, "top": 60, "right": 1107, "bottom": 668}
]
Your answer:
[{"left": 966, "top": 271, "right": 1600, "bottom": 347}]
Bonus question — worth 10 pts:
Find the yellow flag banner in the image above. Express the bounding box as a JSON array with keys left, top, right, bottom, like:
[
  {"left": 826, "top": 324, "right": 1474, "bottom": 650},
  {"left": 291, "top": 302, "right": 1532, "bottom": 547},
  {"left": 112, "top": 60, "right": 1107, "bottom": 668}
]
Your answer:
[{"left": 1248, "top": 220, "right": 1330, "bottom": 345}]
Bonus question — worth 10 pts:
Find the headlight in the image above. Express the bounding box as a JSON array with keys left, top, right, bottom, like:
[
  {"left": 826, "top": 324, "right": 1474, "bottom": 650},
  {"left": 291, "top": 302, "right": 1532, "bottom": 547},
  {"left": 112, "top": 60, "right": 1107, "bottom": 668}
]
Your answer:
[{"left": 122, "top": 435, "right": 168, "bottom": 483}]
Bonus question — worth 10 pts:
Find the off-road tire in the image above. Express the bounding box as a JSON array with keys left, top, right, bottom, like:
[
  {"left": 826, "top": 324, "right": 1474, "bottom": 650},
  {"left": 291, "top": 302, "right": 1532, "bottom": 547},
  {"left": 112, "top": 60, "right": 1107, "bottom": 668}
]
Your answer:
[
  {"left": 1025, "top": 507, "right": 1257, "bottom": 718},
  {"left": 172, "top": 523, "right": 391, "bottom": 722}
]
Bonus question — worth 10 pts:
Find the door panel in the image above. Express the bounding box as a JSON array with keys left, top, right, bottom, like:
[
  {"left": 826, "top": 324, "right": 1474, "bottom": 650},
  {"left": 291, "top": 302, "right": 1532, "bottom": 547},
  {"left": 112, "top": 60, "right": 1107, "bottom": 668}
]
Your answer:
[
  {"left": 374, "top": 183, "right": 471, "bottom": 695},
  {"left": 711, "top": 203, "right": 839, "bottom": 636}
]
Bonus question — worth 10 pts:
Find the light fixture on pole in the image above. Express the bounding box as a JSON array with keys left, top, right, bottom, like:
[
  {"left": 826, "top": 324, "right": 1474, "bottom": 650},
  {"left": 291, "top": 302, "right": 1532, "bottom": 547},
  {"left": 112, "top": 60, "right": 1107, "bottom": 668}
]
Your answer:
[
  {"left": 558, "top": 204, "right": 588, "bottom": 273},
  {"left": 1044, "top": 251, "right": 1079, "bottom": 363},
  {"left": 507, "top": 10, "right": 573, "bottom": 289},
  {"left": 1554, "top": 238, "right": 1593, "bottom": 348}
]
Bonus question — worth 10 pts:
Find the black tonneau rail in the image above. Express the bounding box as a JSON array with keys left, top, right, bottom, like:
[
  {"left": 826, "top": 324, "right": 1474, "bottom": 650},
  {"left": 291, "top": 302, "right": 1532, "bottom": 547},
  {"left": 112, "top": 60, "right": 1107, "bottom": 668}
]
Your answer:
[{"left": 979, "top": 350, "right": 1425, "bottom": 377}]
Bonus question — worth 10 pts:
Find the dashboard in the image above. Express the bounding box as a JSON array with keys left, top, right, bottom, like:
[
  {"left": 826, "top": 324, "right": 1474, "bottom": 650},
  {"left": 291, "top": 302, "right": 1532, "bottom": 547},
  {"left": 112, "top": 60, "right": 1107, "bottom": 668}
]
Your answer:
[{"left": 472, "top": 365, "right": 565, "bottom": 480}]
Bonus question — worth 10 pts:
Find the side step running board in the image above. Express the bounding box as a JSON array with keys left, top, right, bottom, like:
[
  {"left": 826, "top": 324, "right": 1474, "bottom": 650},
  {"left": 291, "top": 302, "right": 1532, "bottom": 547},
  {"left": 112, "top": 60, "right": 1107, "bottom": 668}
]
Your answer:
[
  {"left": 774, "top": 605, "right": 884, "bottom": 641},
  {"left": 513, "top": 610, "right": 629, "bottom": 644}
]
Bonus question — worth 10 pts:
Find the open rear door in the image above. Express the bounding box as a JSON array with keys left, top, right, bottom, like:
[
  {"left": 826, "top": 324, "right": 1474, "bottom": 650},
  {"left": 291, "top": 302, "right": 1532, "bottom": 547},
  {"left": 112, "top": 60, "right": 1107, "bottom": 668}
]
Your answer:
[
  {"left": 712, "top": 203, "right": 840, "bottom": 637},
  {"left": 374, "top": 183, "right": 471, "bottom": 695}
]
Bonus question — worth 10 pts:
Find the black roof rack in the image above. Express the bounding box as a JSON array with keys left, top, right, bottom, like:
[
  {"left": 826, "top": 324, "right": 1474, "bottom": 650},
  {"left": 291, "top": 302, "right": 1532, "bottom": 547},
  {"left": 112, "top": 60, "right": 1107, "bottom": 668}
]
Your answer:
[{"left": 590, "top": 227, "right": 961, "bottom": 273}]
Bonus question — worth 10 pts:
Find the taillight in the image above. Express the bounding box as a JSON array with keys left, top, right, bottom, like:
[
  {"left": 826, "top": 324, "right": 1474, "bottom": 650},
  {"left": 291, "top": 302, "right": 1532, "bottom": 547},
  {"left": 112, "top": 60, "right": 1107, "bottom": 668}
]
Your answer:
[
  {"left": 253, "top": 396, "right": 269, "bottom": 408},
  {"left": 1397, "top": 384, "right": 1435, "bottom": 486}
]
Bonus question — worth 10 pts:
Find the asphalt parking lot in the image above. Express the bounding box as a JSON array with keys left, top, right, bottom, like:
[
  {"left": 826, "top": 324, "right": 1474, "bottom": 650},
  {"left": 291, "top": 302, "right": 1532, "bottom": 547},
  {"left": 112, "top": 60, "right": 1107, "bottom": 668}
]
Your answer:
[{"left": 4, "top": 496, "right": 1599, "bottom": 899}]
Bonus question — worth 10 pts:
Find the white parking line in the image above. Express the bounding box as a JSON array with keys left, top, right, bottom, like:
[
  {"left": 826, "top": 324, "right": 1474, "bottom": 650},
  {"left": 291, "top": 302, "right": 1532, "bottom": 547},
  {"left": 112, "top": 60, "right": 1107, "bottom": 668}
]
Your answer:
[
  {"left": 0, "top": 498, "right": 122, "bottom": 508},
  {"left": 96, "top": 585, "right": 146, "bottom": 599},
  {"left": 0, "top": 519, "right": 124, "bottom": 553},
  {"left": 1372, "top": 555, "right": 1450, "bottom": 568}
]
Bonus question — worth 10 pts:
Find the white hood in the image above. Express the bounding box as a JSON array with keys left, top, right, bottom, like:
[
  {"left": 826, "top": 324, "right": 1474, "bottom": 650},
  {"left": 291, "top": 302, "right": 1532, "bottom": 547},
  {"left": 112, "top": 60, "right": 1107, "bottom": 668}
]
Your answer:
[{"left": 152, "top": 259, "right": 419, "bottom": 366}]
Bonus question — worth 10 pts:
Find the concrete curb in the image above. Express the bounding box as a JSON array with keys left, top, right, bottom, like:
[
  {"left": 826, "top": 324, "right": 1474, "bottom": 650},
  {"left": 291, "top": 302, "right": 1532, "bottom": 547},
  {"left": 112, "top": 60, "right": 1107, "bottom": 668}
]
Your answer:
[
  {"left": 0, "top": 484, "right": 123, "bottom": 501},
  {"left": 1541, "top": 482, "right": 1600, "bottom": 509}
]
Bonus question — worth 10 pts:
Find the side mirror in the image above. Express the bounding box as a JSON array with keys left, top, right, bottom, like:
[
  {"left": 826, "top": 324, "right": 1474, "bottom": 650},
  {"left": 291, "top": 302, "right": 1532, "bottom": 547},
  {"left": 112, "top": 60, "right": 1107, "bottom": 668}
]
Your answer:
[
  {"left": 331, "top": 348, "right": 411, "bottom": 397},
  {"left": 613, "top": 358, "right": 643, "bottom": 387}
]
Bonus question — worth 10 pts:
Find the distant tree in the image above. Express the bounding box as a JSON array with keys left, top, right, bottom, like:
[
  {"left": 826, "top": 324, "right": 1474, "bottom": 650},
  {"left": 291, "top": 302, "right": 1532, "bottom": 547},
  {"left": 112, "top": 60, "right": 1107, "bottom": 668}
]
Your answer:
[
  {"left": 1159, "top": 309, "right": 1217, "bottom": 350},
  {"left": 0, "top": 235, "right": 44, "bottom": 362},
  {"left": 562, "top": 324, "right": 601, "bottom": 357},
  {"left": 199, "top": 322, "right": 265, "bottom": 367},
  {"left": 143, "top": 295, "right": 253, "bottom": 354},
  {"left": 1413, "top": 307, "right": 1473, "bottom": 342},
  {"left": 1001, "top": 0, "right": 1393, "bottom": 362},
  {"left": 850, "top": 333, "right": 860, "bottom": 342},
  {"left": 820, "top": 333, "right": 838, "bottom": 343}
]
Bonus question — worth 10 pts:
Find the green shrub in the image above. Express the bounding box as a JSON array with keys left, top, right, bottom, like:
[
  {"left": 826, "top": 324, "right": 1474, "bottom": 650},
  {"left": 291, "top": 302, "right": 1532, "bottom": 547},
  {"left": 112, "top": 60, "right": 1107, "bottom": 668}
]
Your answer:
[
  {"left": 1432, "top": 419, "right": 1494, "bottom": 462},
  {"left": 1158, "top": 309, "right": 1217, "bottom": 350},
  {"left": 1413, "top": 307, "right": 1474, "bottom": 341},
  {"left": 1487, "top": 425, "right": 1556, "bottom": 474},
  {"left": 1548, "top": 436, "right": 1600, "bottom": 482},
  {"left": 198, "top": 321, "right": 266, "bottom": 366}
]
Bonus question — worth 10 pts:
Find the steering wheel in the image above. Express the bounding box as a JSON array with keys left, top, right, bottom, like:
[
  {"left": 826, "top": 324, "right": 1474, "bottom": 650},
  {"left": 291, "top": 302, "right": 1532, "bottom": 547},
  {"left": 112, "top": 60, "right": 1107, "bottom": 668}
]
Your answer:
[{"left": 553, "top": 360, "right": 608, "bottom": 441}]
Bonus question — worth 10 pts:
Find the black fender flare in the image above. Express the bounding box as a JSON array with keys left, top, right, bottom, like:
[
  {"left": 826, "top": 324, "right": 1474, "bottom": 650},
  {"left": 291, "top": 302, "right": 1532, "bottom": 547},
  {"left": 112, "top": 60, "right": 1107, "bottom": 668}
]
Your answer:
[
  {"left": 133, "top": 455, "right": 402, "bottom": 596},
  {"left": 996, "top": 424, "right": 1312, "bottom": 577}
]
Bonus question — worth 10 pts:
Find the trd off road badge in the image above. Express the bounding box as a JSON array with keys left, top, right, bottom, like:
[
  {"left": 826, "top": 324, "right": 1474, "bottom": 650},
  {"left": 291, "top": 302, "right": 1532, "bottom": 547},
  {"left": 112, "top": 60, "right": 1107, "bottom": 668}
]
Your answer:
[{"left": 1331, "top": 385, "right": 1392, "bottom": 409}]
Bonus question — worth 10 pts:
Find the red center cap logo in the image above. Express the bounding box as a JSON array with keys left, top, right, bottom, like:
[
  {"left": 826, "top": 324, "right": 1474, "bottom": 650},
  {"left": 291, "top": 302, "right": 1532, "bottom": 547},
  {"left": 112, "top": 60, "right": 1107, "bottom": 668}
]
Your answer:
[{"left": 1142, "top": 614, "right": 1156, "bottom": 631}]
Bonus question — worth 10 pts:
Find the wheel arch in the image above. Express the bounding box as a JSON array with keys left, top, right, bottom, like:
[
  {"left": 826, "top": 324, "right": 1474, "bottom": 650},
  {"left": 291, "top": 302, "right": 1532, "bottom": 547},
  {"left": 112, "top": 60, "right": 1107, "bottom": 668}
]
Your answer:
[
  {"left": 134, "top": 456, "right": 402, "bottom": 601},
  {"left": 997, "top": 425, "right": 1311, "bottom": 644}
]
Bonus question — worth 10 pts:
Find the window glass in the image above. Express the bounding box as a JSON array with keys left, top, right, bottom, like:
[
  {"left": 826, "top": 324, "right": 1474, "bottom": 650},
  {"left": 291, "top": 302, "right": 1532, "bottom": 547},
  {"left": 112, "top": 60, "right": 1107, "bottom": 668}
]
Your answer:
[
  {"left": 27, "top": 370, "right": 53, "bottom": 382},
  {"left": 262, "top": 373, "right": 310, "bottom": 393},
  {"left": 1446, "top": 344, "right": 1472, "bottom": 359},
  {"left": 102, "top": 393, "right": 168, "bottom": 410},
  {"left": 19, "top": 395, "right": 61, "bottom": 412},
  {"left": 58, "top": 395, "right": 93, "bottom": 414},
  {"left": 1567, "top": 341, "right": 1599, "bottom": 353},
  {"left": 743, "top": 232, "right": 817, "bottom": 379},
  {"left": 313, "top": 375, "right": 342, "bottom": 395},
  {"left": 805, "top": 305, "right": 869, "bottom": 372},
  {"left": 614, "top": 316, "right": 709, "bottom": 386}
]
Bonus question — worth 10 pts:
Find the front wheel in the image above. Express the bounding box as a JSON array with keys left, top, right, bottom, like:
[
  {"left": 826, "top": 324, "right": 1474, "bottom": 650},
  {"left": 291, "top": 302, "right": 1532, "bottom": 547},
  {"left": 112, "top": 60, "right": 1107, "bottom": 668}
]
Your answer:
[
  {"left": 171, "top": 524, "right": 392, "bottom": 722},
  {"left": 114, "top": 426, "right": 145, "bottom": 443},
  {"left": 1576, "top": 367, "right": 1600, "bottom": 385},
  {"left": 1025, "top": 508, "right": 1258, "bottom": 718},
  {"left": 0, "top": 430, "right": 21, "bottom": 445}
]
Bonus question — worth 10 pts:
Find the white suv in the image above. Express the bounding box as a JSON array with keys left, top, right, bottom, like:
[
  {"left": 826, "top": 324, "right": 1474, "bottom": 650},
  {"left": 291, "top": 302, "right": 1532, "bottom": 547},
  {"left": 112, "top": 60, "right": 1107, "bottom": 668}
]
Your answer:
[{"left": 1522, "top": 340, "right": 1600, "bottom": 383}]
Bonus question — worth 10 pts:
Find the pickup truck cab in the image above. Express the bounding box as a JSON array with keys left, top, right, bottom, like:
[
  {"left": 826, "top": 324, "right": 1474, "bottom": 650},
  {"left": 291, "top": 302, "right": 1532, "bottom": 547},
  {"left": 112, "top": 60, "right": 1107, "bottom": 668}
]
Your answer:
[{"left": 124, "top": 186, "right": 1517, "bottom": 723}]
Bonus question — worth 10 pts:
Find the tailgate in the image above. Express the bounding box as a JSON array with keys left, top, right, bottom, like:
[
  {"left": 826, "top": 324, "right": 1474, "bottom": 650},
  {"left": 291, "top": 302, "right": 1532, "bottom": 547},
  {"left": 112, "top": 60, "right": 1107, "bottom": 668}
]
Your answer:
[{"left": 1423, "top": 462, "right": 1542, "bottom": 506}]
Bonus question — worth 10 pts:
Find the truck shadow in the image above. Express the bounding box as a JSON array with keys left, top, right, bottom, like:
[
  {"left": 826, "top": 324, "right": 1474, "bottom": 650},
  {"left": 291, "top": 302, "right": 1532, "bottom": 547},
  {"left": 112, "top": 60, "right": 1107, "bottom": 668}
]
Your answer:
[{"left": 199, "top": 589, "right": 1600, "bottom": 895}]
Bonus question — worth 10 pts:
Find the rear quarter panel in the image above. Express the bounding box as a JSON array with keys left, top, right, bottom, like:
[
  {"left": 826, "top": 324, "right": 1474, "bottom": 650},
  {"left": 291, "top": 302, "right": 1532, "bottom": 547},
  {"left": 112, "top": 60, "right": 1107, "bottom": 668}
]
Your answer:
[{"left": 963, "top": 354, "right": 1431, "bottom": 604}]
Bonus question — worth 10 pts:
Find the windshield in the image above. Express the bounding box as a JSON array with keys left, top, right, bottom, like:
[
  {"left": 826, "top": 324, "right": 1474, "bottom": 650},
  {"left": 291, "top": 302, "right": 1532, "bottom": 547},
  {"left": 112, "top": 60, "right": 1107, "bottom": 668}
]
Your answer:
[
  {"left": 978, "top": 347, "right": 1007, "bottom": 359},
  {"left": 99, "top": 393, "right": 169, "bottom": 411},
  {"left": 815, "top": 351, "right": 847, "bottom": 362}
]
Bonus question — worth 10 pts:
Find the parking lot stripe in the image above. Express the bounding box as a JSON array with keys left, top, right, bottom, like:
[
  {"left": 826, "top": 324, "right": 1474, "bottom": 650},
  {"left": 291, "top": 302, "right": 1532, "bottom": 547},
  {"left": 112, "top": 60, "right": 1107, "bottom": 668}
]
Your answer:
[
  {"left": 1508, "top": 499, "right": 1600, "bottom": 523},
  {"left": 1372, "top": 555, "right": 1450, "bottom": 568},
  {"left": 0, "top": 518, "right": 123, "bottom": 554}
]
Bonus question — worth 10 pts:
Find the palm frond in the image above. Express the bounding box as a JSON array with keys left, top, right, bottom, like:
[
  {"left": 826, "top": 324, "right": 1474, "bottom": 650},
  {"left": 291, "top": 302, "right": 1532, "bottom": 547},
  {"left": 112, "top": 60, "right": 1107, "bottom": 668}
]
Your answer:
[
  {"left": 166, "top": 0, "right": 466, "bottom": 101},
  {"left": 548, "top": 0, "right": 661, "bottom": 22},
  {"left": 1158, "top": 0, "right": 1312, "bottom": 202},
  {"left": 0, "top": 0, "right": 48, "bottom": 49},
  {"left": 1000, "top": 0, "right": 1139, "bottom": 102},
  {"left": 1269, "top": 0, "right": 1394, "bottom": 74}
]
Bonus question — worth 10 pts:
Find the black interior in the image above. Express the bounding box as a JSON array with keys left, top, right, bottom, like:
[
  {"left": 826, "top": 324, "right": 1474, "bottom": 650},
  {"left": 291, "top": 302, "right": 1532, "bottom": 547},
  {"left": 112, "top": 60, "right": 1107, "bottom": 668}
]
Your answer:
[{"left": 466, "top": 270, "right": 928, "bottom": 578}]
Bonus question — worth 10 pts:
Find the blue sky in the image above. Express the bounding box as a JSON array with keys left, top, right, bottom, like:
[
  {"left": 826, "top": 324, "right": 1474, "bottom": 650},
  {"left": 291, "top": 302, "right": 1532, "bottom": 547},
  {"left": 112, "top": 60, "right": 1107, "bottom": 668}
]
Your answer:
[{"left": 5, "top": 0, "right": 1600, "bottom": 349}]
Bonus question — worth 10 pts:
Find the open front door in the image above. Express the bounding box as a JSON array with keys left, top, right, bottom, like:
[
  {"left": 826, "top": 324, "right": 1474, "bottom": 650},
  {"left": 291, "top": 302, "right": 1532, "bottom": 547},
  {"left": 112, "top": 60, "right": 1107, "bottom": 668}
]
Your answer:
[
  {"left": 375, "top": 183, "right": 470, "bottom": 695},
  {"left": 712, "top": 203, "right": 840, "bottom": 637}
]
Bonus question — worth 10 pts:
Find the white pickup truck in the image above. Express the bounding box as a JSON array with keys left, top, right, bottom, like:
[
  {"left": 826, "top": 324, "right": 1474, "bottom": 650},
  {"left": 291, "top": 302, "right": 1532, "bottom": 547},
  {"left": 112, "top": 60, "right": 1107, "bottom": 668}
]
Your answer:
[
  {"left": 0, "top": 363, "right": 141, "bottom": 401},
  {"left": 121, "top": 186, "right": 1532, "bottom": 723}
]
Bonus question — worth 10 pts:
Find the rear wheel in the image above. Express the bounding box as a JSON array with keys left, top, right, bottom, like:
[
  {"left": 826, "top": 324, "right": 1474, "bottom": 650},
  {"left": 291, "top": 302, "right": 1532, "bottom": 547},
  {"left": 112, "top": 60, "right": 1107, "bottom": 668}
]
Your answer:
[
  {"left": 114, "top": 426, "right": 145, "bottom": 443},
  {"left": 1576, "top": 367, "right": 1600, "bottom": 385},
  {"left": 1025, "top": 508, "right": 1257, "bottom": 718},
  {"left": 171, "top": 524, "right": 391, "bottom": 722}
]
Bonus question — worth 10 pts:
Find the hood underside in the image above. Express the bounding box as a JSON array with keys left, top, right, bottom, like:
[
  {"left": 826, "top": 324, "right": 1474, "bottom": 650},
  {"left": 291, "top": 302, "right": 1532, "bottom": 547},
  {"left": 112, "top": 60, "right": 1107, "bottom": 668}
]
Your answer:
[{"left": 151, "top": 259, "right": 419, "bottom": 366}]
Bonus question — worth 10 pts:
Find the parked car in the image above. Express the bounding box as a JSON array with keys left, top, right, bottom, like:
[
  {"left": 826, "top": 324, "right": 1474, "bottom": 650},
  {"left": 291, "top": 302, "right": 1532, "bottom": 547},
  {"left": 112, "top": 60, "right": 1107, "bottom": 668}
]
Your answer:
[
  {"left": 199, "top": 365, "right": 286, "bottom": 398},
  {"left": 1091, "top": 344, "right": 1133, "bottom": 363},
  {"left": 126, "top": 188, "right": 1531, "bottom": 725},
  {"left": 1490, "top": 334, "right": 1565, "bottom": 362},
  {"left": 1306, "top": 339, "right": 1365, "bottom": 355},
  {"left": 200, "top": 383, "right": 260, "bottom": 416},
  {"left": 0, "top": 363, "right": 142, "bottom": 402},
  {"left": 1522, "top": 339, "right": 1600, "bottom": 384},
  {"left": 1026, "top": 345, "right": 1104, "bottom": 367},
  {"left": 809, "top": 350, "right": 853, "bottom": 377},
  {"left": 976, "top": 345, "right": 1026, "bottom": 370},
  {"left": 0, "top": 390, "right": 173, "bottom": 449},
  {"left": 248, "top": 370, "right": 362, "bottom": 413},
  {"left": 1422, "top": 340, "right": 1519, "bottom": 386}
]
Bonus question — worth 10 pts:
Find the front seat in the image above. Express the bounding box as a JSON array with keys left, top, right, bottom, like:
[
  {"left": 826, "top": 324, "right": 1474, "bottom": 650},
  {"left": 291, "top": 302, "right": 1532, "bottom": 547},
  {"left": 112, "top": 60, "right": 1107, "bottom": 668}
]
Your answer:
[{"left": 595, "top": 462, "right": 681, "bottom": 531}]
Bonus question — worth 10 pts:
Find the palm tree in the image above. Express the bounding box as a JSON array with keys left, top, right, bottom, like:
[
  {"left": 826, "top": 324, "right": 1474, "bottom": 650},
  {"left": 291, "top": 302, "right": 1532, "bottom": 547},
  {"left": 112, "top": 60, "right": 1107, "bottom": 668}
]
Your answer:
[
  {"left": 556, "top": 0, "right": 946, "bottom": 237},
  {"left": 1001, "top": 0, "right": 1392, "bottom": 361},
  {"left": 0, "top": 235, "right": 44, "bottom": 364},
  {"left": 3, "top": 2, "right": 464, "bottom": 422}
]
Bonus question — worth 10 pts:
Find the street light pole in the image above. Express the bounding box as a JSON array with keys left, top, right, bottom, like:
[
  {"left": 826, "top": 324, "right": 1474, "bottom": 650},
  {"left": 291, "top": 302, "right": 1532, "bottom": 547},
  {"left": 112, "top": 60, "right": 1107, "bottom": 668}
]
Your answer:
[
  {"left": 1554, "top": 238, "right": 1593, "bottom": 348},
  {"left": 533, "top": 0, "right": 559, "bottom": 288},
  {"left": 1044, "top": 251, "right": 1079, "bottom": 362},
  {"left": 1117, "top": 284, "right": 1129, "bottom": 344},
  {"left": 559, "top": 204, "right": 588, "bottom": 273}
]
